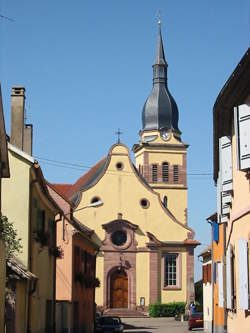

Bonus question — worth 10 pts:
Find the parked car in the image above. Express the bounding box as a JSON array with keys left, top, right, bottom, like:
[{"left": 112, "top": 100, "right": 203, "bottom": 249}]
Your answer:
[
  {"left": 96, "top": 316, "right": 124, "bottom": 333},
  {"left": 188, "top": 312, "right": 203, "bottom": 330}
]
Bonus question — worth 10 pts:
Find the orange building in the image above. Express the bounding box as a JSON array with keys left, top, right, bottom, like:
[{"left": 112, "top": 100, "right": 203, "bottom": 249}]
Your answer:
[{"left": 48, "top": 184, "right": 99, "bottom": 333}]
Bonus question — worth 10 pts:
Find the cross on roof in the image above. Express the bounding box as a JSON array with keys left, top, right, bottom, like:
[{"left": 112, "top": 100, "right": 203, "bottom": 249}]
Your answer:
[{"left": 115, "top": 128, "right": 123, "bottom": 144}]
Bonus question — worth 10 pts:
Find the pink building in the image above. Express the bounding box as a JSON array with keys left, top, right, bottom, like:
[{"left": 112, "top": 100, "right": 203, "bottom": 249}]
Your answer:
[{"left": 48, "top": 184, "right": 99, "bottom": 333}]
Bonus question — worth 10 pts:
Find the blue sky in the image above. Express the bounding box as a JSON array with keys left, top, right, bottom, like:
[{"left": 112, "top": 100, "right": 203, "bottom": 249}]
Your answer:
[{"left": 1, "top": 0, "right": 250, "bottom": 280}]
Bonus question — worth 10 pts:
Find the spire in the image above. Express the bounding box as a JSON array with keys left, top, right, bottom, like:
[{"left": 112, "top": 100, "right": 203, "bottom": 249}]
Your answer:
[
  {"left": 141, "top": 21, "right": 180, "bottom": 134},
  {"left": 154, "top": 18, "right": 167, "bottom": 66}
]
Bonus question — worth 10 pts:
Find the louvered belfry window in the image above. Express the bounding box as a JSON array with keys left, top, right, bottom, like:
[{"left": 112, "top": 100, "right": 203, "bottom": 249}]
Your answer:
[
  {"left": 152, "top": 164, "right": 158, "bottom": 182},
  {"left": 162, "top": 162, "right": 169, "bottom": 182},
  {"left": 173, "top": 165, "right": 179, "bottom": 183}
]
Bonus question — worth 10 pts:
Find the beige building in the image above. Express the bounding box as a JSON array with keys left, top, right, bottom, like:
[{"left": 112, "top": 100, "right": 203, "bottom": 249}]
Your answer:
[
  {"left": 213, "top": 48, "right": 250, "bottom": 332},
  {"left": 54, "top": 23, "right": 199, "bottom": 313},
  {"left": 0, "top": 84, "right": 10, "bottom": 333},
  {"left": 2, "top": 87, "right": 62, "bottom": 332}
]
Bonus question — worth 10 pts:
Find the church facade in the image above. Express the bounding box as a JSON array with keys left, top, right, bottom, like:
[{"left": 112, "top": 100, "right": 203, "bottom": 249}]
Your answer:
[{"left": 54, "top": 23, "right": 199, "bottom": 311}]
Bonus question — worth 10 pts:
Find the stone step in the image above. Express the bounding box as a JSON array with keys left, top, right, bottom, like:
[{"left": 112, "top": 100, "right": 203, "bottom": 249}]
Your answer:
[{"left": 103, "top": 308, "right": 148, "bottom": 318}]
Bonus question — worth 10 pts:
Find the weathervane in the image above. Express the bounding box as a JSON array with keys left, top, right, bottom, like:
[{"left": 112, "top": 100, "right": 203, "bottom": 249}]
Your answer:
[{"left": 115, "top": 128, "right": 123, "bottom": 144}]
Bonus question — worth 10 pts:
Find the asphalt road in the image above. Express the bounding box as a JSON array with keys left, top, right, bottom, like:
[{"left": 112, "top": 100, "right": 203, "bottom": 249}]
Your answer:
[{"left": 121, "top": 317, "right": 204, "bottom": 333}]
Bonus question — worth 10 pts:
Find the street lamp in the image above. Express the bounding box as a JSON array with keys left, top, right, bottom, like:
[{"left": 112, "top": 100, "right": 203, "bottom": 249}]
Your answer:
[{"left": 64, "top": 200, "right": 104, "bottom": 217}]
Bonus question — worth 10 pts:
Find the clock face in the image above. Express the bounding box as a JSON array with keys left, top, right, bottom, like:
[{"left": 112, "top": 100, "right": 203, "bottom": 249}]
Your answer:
[{"left": 161, "top": 130, "right": 171, "bottom": 141}]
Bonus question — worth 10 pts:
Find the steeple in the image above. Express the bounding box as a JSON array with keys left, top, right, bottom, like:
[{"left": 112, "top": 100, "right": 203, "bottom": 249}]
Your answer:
[{"left": 142, "top": 21, "right": 180, "bottom": 134}]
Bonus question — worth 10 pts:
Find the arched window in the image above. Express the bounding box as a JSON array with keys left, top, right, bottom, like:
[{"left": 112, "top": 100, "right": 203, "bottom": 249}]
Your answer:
[
  {"left": 163, "top": 196, "right": 168, "bottom": 208},
  {"left": 162, "top": 162, "right": 169, "bottom": 182},
  {"left": 173, "top": 165, "right": 179, "bottom": 183},
  {"left": 152, "top": 164, "right": 158, "bottom": 182}
]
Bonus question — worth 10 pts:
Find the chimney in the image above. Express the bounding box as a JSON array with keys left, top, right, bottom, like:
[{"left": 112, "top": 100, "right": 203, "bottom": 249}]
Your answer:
[
  {"left": 10, "top": 86, "right": 25, "bottom": 150},
  {"left": 23, "top": 124, "right": 33, "bottom": 155}
]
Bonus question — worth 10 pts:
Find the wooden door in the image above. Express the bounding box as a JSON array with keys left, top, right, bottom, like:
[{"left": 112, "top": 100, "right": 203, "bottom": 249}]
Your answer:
[{"left": 111, "top": 270, "right": 128, "bottom": 308}]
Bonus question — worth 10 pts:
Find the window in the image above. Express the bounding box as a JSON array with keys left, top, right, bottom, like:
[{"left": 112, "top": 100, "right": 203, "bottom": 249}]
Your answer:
[
  {"left": 162, "top": 162, "right": 169, "bottom": 182},
  {"left": 164, "top": 254, "right": 178, "bottom": 287},
  {"left": 163, "top": 196, "right": 168, "bottom": 208},
  {"left": 139, "top": 165, "right": 141, "bottom": 174},
  {"left": 140, "top": 198, "right": 150, "bottom": 209},
  {"left": 202, "top": 265, "right": 208, "bottom": 284},
  {"left": 36, "top": 209, "right": 45, "bottom": 233},
  {"left": 116, "top": 162, "right": 124, "bottom": 170},
  {"left": 234, "top": 103, "right": 250, "bottom": 170},
  {"left": 91, "top": 196, "right": 101, "bottom": 204},
  {"left": 111, "top": 230, "right": 127, "bottom": 246},
  {"left": 173, "top": 165, "right": 179, "bottom": 183},
  {"left": 152, "top": 164, "right": 158, "bottom": 182}
]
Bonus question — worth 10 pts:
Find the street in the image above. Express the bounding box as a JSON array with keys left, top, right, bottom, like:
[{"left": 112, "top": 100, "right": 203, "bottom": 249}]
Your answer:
[{"left": 121, "top": 317, "right": 203, "bottom": 333}]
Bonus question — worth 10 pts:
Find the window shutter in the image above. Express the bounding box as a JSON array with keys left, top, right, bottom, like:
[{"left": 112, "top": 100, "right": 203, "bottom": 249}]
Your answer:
[
  {"left": 217, "top": 171, "right": 222, "bottom": 221},
  {"left": 238, "top": 239, "right": 249, "bottom": 310},
  {"left": 207, "top": 263, "right": 211, "bottom": 283},
  {"left": 220, "top": 136, "right": 233, "bottom": 191},
  {"left": 213, "top": 222, "right": 219, "bottom": 242},
  {"left": 238, "top": 104, "right": 250, "bottom": 170},
  {"left": 226, "top": 246, "right": 232, "bottom": 309},
  {"left": 218, "top": 262, "right": 224, "bottom": 308}
]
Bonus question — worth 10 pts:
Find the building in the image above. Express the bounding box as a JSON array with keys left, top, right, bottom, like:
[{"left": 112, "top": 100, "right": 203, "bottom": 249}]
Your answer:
[
  {"left": 211, "top": 47, "right": 250, "bottom": 333},
  {"left": 54, "top": 22, "right": 199, "bottom": 313},
  {"left": 2, "top": 87, "right": 62, "bottom": 333},
  {"left": 198, "top": 246, "right": 212, "bottom": 333},
  {"left": 48, "top": 183, "right": 99, "bottom": 333},
  {"left": 0, "top": 84, "right": 10, "bottom": 333}
]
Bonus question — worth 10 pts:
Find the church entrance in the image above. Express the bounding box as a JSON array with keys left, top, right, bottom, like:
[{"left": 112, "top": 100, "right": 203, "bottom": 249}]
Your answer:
[{"left": 110, "top": 270, "right": 128, "bottom": 308}]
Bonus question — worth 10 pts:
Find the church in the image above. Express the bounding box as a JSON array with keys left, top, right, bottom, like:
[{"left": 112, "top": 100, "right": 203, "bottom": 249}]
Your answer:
[{"left": 54, "top": 22, "right": 199, "bottom": 312}]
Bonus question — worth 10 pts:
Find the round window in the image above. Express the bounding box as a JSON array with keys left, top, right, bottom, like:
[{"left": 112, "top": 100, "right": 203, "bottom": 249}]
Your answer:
[
  {"left": 140, "top": 198, "right": 149, "bottom": 209},
  {"left": 111, "top": 230, "right": 127, "bottom": 246},
  {"left": 91, "top": 196, "right": 101, "bottom": 204},
  {"left": 116, "top": 162, "right": 124, "bottom": 171}
]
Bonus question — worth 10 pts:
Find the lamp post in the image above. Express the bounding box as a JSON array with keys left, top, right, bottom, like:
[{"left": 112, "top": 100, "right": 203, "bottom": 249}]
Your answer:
[{"left": 64, "top": 200, "right": 103, "bottom": 217}]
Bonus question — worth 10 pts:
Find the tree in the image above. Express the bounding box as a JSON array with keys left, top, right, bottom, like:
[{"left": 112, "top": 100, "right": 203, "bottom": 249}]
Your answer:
[{"left": 0, "top": 216, "right": 22, "bottom": 257}]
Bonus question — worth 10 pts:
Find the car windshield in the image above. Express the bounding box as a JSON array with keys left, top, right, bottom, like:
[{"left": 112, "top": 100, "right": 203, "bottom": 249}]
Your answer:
[{"left": 99, "top": 317, "right": 121, "bottom": 325}]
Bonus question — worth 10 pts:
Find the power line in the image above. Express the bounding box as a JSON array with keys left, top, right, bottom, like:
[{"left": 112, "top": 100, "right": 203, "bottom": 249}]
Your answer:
[{"left": 35, "top": 155, "right": 213, "bottom": 177}]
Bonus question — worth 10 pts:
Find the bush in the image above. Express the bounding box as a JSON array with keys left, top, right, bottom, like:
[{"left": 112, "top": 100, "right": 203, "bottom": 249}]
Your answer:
[{"left": 149, "top": 302, "right": 186, "bottom": 317}]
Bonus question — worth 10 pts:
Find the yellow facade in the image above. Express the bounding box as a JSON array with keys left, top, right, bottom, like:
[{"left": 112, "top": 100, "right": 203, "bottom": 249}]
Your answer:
[
  {"left": 72, "top": 143, "right": 197, "bottom": 309},
  {"left": 2, "top": 146, "right": 32, "bottom": 267}
]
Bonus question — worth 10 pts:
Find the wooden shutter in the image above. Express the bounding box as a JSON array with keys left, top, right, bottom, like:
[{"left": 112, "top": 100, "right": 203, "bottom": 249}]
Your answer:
[
  {"left": 220, "top": 136, "right": 233, "bottom": 192},
  {"left": 237, "top": 104, "right": 250, "bottom": 170},
  {"left": 213, "top": 222, "right": 219, "bottom": 242},
  {"left": 226, "top": 246, "right": 232, "bottom": 309},
  {"left": 218, "top": 262, "right": 224, "bottom": 308},
  {"left": 203, "top": 265, "right": 208, "bottom": 284},
  {"left": 238, "top": 239, "right": 249, "bottom": 310},
  {"left": 207, "top": 263, "right": 211, "bottom": 283}
]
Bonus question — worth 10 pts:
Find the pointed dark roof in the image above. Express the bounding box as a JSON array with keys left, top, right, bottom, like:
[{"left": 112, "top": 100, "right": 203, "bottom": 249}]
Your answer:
[{"left": 142, "top": 22, "right": 180, "bottom": 133}]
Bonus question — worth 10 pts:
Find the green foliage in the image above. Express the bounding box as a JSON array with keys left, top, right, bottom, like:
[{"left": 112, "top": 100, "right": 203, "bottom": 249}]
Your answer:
[
  {"left": 149, "top": 302, "right": 186, "bottom": 317},
  {"left": 0, "top": 215, "right": 22, "bottom": 258}
]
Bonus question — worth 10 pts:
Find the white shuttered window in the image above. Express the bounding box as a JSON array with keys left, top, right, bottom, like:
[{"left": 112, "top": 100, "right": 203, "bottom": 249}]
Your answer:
[
  {"left": 238, "top": 239, "right": 249, "bottom": 310},
  {"left": 235, "top": 103, "right": 250, "bottom": 170},
  {"left": 219, "top": 136, "right": 233, "bottom": 192},
  {"left": 218, "top": 262, "right": 224, "bottom": 308}
]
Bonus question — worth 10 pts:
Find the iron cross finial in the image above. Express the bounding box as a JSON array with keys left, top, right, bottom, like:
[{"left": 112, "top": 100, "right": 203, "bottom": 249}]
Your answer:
[{"left": 115, "top": 128, "right": 123, "bottom": 144}]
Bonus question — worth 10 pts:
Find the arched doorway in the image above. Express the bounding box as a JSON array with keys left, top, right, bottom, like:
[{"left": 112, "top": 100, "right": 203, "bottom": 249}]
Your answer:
[{"left": 110, "top": 270, "right": 128, "bottom": 308}]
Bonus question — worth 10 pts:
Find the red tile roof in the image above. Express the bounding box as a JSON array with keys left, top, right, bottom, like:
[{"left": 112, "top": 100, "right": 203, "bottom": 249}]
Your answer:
[
  {"left": 51, "top": 158, "right": 106, "bottom": 201},
  {"left": 66, "top": 158, "right": 106, "bottom": 199}
]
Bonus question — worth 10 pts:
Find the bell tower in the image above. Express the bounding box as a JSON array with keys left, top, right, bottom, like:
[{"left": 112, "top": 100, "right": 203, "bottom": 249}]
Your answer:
[{"left": 133, "top": 21, "right": 188, "bottom": 225}]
